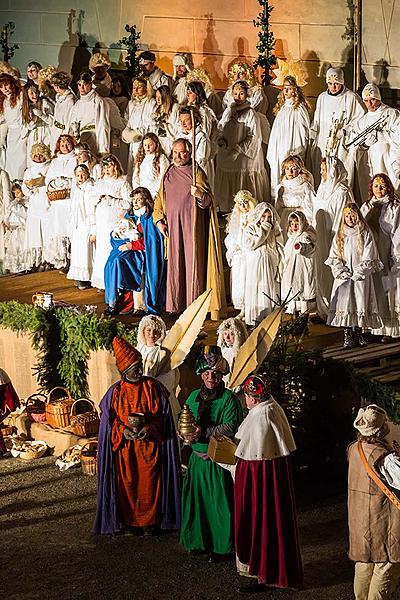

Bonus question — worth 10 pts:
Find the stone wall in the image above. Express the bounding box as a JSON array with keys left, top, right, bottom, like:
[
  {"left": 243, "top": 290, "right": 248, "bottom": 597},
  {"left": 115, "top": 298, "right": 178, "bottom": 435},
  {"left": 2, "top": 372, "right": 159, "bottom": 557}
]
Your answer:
[{"left": 0, "top": 0, "right": 398, "bottom": 101}]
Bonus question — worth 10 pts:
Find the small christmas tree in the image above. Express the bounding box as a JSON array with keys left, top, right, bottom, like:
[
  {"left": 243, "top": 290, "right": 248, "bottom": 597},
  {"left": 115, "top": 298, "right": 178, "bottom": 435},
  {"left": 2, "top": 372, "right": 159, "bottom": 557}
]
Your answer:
[
  {"left": 253, "top": 0, "right": 277, "bottom": 86},
  {"left": 1, "top": 21, "right": 19, "bottom": 62},
  {"left": 118, "top": 24, "right": 141, "bottom": 83}
]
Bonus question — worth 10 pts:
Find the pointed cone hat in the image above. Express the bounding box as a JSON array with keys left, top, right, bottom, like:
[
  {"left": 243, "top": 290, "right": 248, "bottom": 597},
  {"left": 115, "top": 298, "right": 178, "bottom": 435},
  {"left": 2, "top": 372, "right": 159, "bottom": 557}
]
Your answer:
[{"left": 112, "top": 336, "right": 142, "bottom": 373}]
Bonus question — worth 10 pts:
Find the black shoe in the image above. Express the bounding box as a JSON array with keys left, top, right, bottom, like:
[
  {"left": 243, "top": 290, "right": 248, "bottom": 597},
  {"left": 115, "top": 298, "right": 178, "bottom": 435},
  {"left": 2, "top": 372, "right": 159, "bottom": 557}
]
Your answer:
[
  {"left": 104, "top": 306, "right": 118, "bottom": 316},
  {"left": 208, "top": 552, "right": 234, "bottom": 564},
  {"left": 237, "top": 581, "right": 269, "bottom": 594},
  {"left": 343, "top": 328, "right": 355, "bottom": 349},
  {"left": 355, "top": 328, "right": 368, "bottom": 347}
]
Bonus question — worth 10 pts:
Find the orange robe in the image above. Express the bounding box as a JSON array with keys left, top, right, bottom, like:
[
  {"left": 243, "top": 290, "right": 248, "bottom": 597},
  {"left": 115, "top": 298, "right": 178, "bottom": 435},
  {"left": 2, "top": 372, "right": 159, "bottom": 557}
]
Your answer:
[{"left": 110, "top": 378, "right": 163, "bottom": 527}]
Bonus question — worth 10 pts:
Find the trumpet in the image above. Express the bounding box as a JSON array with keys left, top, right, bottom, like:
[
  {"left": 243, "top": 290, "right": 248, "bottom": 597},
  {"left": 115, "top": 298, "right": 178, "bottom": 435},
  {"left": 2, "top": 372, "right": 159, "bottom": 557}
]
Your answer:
[{"left": 343, "top": 114, "right": 387, "bottom": 150}]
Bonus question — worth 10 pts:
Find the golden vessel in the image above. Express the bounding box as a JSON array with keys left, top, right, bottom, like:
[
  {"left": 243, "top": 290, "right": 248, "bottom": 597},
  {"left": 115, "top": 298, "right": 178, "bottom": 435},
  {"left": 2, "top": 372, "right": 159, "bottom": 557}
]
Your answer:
[{"left": 178, "top": 405, "right": 197, "bottom": 444}]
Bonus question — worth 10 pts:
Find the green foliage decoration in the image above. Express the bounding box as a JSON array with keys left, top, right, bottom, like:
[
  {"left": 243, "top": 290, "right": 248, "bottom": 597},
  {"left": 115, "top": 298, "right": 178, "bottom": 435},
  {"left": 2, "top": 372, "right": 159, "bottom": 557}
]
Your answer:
[
  {"left": 1, "top": 22, "right": 19, "bottom": 62},
  {"left": 118, "top": 24, "right": 141, "bottom": 83},
  {"left": 0, "top": 301, "right": 137, "bottom": 399},
  {"left": 253, "top": 0, "right": 277, "bottom": 86}
]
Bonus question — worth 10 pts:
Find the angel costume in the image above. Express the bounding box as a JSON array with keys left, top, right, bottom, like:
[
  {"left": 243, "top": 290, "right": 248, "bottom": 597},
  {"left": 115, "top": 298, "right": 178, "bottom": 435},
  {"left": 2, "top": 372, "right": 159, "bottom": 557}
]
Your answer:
[
  {"left": 216, "top": 102, "right": 269, "bottom": 212},
  {"left": 0, "top": 168, "right": 12, "bottom": 269},
  {"left": 91, "top": 176, "right": 132, "bottom": 289},
  {"left": 132, "top": 153, "right": 170, "bottom": 199},
  {"left": 3, "top": 196, "right": 29, "bottom": 273},
  {"left": 281, "top": 211, "right": 316, "bottom": 314},
  {"left": 22, "top": 161, "right": 51, "bottom": 268},
  {"left": 149, "top": 103, "right": 180, "bottom": 156},
  {"left": 123, "top": 97, "right": 156, "bottom": 173},
  {"left": 69, "top": 90, "right": 110, "bottom": 155},
  {"left": 43, "top": 150, "right": 76, "bottom": 268},
  {"left": 314, "top": 159, "right": 353, "bottom": 317},
  {"left": 326, "top": 225, "right": 383, "bottom": 329},
  {"left": 50, "top": 89, "right": 76, "bottom": 151},
  {"left": 3, "top": 96, "right": 28, "bottom": 180},
  {"left": 275, "top": 173, "right": 315, "bottom": 238},
  {"left": 225, "top": 201, "right": 255, "bottom": 311},
  {"left": 26, "top": 98, "right": 54, "bottom": 165},
  {"left": 267, "top": 100, "right": 310, "bottom": 201},
  {"left": 66, "top": 178, "right": 95, "bottom": 283},
  {"left": 243, "top": 202, "right": 283, "bottom": 326},
  {"left": 216, "top": 318, "right": 248, "bottom": 394},
  {"left": 136, "top": 316, "right": 181, "bottom": 423},
  {"left": 223, "top": 84, "right": 268, "bottom": 115}
]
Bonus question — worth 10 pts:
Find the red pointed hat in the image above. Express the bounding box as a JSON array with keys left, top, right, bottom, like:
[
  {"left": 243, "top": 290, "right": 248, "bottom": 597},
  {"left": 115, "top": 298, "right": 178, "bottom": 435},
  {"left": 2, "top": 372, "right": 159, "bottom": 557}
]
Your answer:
[{"left": 112, "top": 336, "right": 142, "bottom": 373}]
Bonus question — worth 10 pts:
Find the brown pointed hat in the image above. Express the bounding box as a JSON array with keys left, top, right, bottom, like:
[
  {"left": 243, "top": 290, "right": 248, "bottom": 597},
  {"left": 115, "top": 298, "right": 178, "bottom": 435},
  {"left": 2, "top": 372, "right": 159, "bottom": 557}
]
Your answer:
[{"left": 112, "top": 336, "right": 142, "bottom": 374}]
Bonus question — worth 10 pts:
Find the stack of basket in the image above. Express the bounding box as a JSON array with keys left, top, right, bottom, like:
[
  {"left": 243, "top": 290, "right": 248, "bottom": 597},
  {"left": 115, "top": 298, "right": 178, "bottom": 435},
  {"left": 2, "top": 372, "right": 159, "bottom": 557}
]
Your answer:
[{"left": 45, "top": 387, "right": 74, "bottom": 429}]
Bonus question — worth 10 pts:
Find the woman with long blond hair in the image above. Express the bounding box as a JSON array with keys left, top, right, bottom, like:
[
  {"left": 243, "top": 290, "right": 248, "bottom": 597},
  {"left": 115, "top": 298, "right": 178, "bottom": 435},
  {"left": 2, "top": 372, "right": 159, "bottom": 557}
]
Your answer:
[
  {"left": 133, "top": 132, "right": 169, "bottom": 198},
  {"left": 267, "top": 76, "right": 311, "bottom": 201},
  {"left": 150, "top": 85, "right": 180, "bottom": 156},
  {"left": 326, "top": 203, "right": 382, "bottom": 348}
]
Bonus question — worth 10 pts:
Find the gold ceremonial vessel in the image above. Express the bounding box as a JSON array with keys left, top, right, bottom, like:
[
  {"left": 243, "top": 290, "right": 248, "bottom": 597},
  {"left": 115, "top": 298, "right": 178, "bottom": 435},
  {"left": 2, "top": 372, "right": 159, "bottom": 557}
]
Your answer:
[{"left": 178, "top": 405, "right": 197, "bottom": 445}]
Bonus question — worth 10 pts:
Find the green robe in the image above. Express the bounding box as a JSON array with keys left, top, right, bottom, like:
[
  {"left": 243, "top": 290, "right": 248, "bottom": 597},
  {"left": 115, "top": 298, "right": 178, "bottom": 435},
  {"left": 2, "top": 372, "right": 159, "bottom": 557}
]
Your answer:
[{"left": 179, "top": 388, "right": 243, "bottom": 554}]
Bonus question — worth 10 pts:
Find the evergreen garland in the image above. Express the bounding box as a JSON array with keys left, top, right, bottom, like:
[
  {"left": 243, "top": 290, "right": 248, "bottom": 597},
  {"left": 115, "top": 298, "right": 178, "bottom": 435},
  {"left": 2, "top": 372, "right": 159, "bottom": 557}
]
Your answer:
[
  {"left": 118, "top": 24, "right": 141, "bottom": 84},
  {"left": 253, "top": 0, "right": 277, "bottom": 86},
  {"left": 0, "top": 301, "right": 137, "bottom": 398},
  {"left": 1, "top": 22, "right": 19, "bottom": 62}
]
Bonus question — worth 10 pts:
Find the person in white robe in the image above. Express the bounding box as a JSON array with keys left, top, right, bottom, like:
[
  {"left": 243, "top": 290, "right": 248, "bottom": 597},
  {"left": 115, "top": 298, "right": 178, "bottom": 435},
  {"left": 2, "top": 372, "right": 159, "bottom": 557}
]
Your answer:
[
  {"left": 172, "top": 52, "right": 194, "bottom": 105},
  {"left": 66, "top": 164, "right": 95, "bottom": 289},
  {"left": 275, "top": 155, "right": 315, "bottom": 237},
  {"left": 267, "top": 76, "right": 310, "bottom": 202},
  {"left": 222, "top": 61, "right": 268, "bottom": 115},
  {"left": 225, "top": 189, "right": 257, "bottom": 317},
  {"left": 361, "top": 174, "right": 400, "bottom": 339},
  {"left": 3, "top": 181, "right": 29, "bottom": 273},
  {"left": 326, "top": 203, "right": 383, "bottom": 348},
  {"left": 89, "top": 52, "right": 112, "bottom": 98},
  {"left": 68, "top": 72, "right": 110, "bottom": 156},
  {"left": 243, "top": 202, "right": 283, "bottom": 326},
  {"left": 216, "top": 317, "right": 249, "bottom": 401},
  {"left": 186, "top": 81, "right": 218, "bottom": 143},
  {"left": 74, "top": 144, "right": 101, "bottom": 180},
  {"left": 150, "top": 85, "right": 180, "bottom": 157},
  {"left": 314, "top": 157, "right": 354, "bottom": 318},
  {"left": 24, "top": 84, "right": 53, "bottom": 165},
  {"left": 122, "top": 77, "right": 156, "bottom": 176},
  {"left": 216, "top": 81, "right": 269, "bottom": 213},
  {"left": 350, "top": 83, "right": 400, "bottom": 196},
  {"left": 281, "top": 210, "right": 316, "bottom": 314},
  {"left": 186, "top": 67, "right": 223, "bottom": 119},
  {"left": 91, "top": 154, "right": 132, "bottom": 290},
  {"left": 139, "top": 50, "right": 174, "bottom": 92},
  {"left": 136, "top": 315, "right": 181, "bottom": 425},
  {"left": 43, "top": 134, "right": 77, "bottom": 269},
  {"left": 132, "top": 133, "right": 169, "bottom": 199},
  {"left": 0, "top": 166, "right": 12, "bottom": 272},
  {"left": 310, "top": 67, "right": 365, "bottom": 189},
  {"left": 177, "top": 107, "right": 214, "bottom": 189},
  {"left": 49, "top": 71, "right": 76, "bottom": 151},
  {"left": 22, "top": 142, "right": 51, "bottom": 270},
  {"left": 0, "top": 69, "right": 29, "bottom": 180}
]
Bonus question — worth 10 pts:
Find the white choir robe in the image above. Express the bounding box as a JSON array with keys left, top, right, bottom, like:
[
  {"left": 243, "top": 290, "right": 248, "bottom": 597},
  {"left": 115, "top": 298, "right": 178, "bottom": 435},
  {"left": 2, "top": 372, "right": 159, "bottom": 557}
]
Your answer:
[
  {"left": 310, "top": 87, "right": 365, "bottom": 187},
  {"left": 267, "top": 100, "right": 310, "bottom": 202},
  {"left": 0, "top": 169, "right": 12, "bottom": 265},
  {"left": 4, "top": 198, "right": 29, "bottom": 273},
  {"left": 22, "top": 161, "right": 51, "bottom": 268},
  {"left": 123, "top": 97, "right": 156, "bottom": 176},
  {"left": 69, "top": 89, "right": 111, "bottom": 156},
  {"left": 275, "top": 174, "right": 315, "bottom": 239},
  {"left": 225, "top": 211, "right": 252, "bottom": 310},
  {"left": 26, "top": 98, "right": 54, "bottom": 166},
  {"left": 50, "top": 90, "right": 76, "bottom": 151},
  {"left": 3, "top": 96, "right": 29, "bottom": 180},
  {"left": 67, "top": 178, "right": 95, "bottom": 283},
  {"left": 132, "top": 153, "right": 170, "bottom": 199},
  {"left": 90, "top": 176, "right": 132, "bottom": 290}
]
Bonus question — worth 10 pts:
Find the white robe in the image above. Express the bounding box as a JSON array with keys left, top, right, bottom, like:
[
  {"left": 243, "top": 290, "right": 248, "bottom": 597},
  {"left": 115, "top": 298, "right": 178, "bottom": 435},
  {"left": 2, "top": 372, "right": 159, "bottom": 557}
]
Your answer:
[
  {"left": 243, "top": 219, "right": 282, "bottom": 326},
  {"left": 4, "top": 198, "right": 29, "bottom": 273},
  {"left": 50, "top": 89, "right": 76, "bottom": 151},
  {"left": 67, "top": 178, "right": 95, "bottom": 282},
  {"left": 149, "top": 103, "right": 180, "bottom": 157},
  {"left": 0, "top": 169, "right": 12, "bottom": 265},
  {"left": 69, "top": 89, "right": 110, "bottom": 155},
  {"left": 311, "top": 87, "right": 365, "bottom": 187},
  {"left": 22, "top": 161, "right": 51, "bottom": 267},
  {"left": 123, "top": 97, "right": 156, "bottom": 174},
  {"left": 43, "top": 151, "right": 76, "bottom": 268},
  {"left": 3, "top": 96, "right": 29, "bottom": 180},
  {"left": 225, "top": 210, "right": 254, "bottom": 310},
  {"left": 267, "top": 100, "right": 310, "bottom": 201},
  {"left": 26, "top": 98, "right": 53, "bottom": 165},
  {"left": 326, "top": 225, "right": 383, "bottom": 329},
  {"left": 91, "top": 176, "right": 132, "bottom": 289},
  {"left": 132, "top": 153, "right": 170, "bottom": 199},
  {"left": 223, "top": 85, "right": 268, "bottom": 114},
  {"left": 216, "top": 103, "right": 269, "bottom": 212},
  {"left": 275, "top": 174, "right": 315, "bottom": 237},
  {"left": 148, "top": 67, "right": 174, "bottom": 92}
]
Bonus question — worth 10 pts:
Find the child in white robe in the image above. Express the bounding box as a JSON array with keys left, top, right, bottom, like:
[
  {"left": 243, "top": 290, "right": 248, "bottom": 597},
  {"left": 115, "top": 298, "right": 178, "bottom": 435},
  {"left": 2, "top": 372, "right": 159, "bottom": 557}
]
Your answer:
[
  {"left": 243, "top": 202, "right": 284, "bottom": 326},
  {"left": 275, "top": 155, "right": 315, "bottom": 238},
  {"left": 0, "top": 167, "right": 12, "bottom": 273},
  {"left": 132, "top": 133, "right": 169, "bottom": 199},
  {"left": 216, "top": 317, "right": 248, "bottom": 402},
  {"left": 3, "top": 181, "right": 29, "bottom": 273},
  {"left": 22, "top": 142, "right": 51, "bottom": 270},
  {"left": 225, "top": 189, "right": 257, "bottom": 317},
  {"left": 281, "top": 211, "right": 316, "bottom": 314},
  {"left": 24, "top": 83, "right": 53, "bottom": 164},
  {"left": 74, "top": 144, "right": 101, "bottom": 180},
  {"left": 91, "top": 154, "right": 132, "bottom": 290},
  {"left": 136, "top": 315, "right": 181, "bottom": 424},
  {"left": 326, "top": 203, "right": 383, "bottom": 348},
  {"left": 66, "top": 164, "right": 95, "bottom": 289}
]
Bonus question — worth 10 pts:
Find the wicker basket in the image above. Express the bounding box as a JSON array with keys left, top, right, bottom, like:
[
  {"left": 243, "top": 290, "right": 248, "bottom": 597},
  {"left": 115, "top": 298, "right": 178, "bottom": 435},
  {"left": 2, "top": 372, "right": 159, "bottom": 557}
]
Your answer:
[
  {"left": 26, "top": 393, "right": 47, "bottom": 423},
  {"left": 80, "top": 441, "right": 98, "bottom": 476},
  {"left": 47, "top": 188, "right": 70, "bottom": 201},
  {"left": 70, "top": 399, "right": 99, "bottom": 437},
  {"left": 25, "top": 175, "right": 45, "bottom": 189},
  {"left": 45, "top": 387, "right": 74, "bottom": 429},
  {"left": 11, "top": 440, "right": 47, "bottom": 461}
]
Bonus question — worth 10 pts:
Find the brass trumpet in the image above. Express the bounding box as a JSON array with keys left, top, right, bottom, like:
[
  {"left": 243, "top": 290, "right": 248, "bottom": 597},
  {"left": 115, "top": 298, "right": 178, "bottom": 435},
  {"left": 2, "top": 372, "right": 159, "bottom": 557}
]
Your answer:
[{"left": 343, "top": 114, "right": 387, "bottom": 150}]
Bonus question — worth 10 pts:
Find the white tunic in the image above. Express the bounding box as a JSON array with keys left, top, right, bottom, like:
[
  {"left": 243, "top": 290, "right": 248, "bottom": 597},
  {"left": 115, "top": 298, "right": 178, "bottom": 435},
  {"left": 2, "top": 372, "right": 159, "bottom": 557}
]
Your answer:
[
  {"left": 69, "top": 89, "right": 110, "bottom": 155},
  {"left": 267, "top": 99, "right": 310, "bottom": 201},
  {"left": 26, "top": 98, "right": 54, "bottom": 165},
  {"left": 326, "top": 225, "right": 383, "bottom": 329},
  {"left": 3, "top": 96, "right": 29, "bottom": 180},
  {"left": 22, "top": 161, "right": 51, "bottom": 267},
  {"left": 0, "top": 169, "right": 12, "bottom": 264},
  {"left": 225, "top": 209, "right": 254, "bottom": 310},
  {"left": 216, "top": 103, "right": 269, "bottom": 212},
  {"left": 4, "top": 198, "right": 29, "bottom": 273},
  {"left": 276, "top": 174, "right": 315, "bottom": 237},
  {"left": 50, "top": 90, "right": 76, "bottom": 151},
  {"left": 91, "top": 176, "right": 132, "bottom": 289},
  {"left": 311, "top": 87, "right": 365, "bottom": 187},
  {"left": 132, "top": 153, "right": 170, "bottom": 199},
  {"left": 67, "top": 178, "right": 95, "bottom": 282},
  {"left": 123, "top": 97, "right": 156, "bottom": 171}
]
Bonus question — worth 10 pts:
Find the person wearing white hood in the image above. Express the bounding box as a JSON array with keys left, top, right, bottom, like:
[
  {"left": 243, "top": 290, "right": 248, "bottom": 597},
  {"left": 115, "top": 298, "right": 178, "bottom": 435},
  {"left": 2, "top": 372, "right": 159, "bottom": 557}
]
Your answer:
[
  {"left": 172, "top": 52, "right": 194, "bottom": 105},
  {"left": 136, "top": 315, "right": 181, "bottom": 424},
  {"left": 216, "top": 317, "right": 248, "bottom": 394},
  {"left": 314, "top": 157, "right": 354, "bottom": 318},
  {"left": 310, "top": 67, "right": 365, "bottom": 188},
  {"left": 351, "top": 82, "right": 400, "bottom": 196}
]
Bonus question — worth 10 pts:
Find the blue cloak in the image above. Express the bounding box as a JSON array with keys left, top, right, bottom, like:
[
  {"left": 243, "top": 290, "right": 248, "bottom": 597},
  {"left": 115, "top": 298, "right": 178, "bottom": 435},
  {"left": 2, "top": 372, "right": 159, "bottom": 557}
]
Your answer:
[
  {"left": 104, "top": 210, "right": 166, "bottom": 314},
  {"left": 92, "top": 377, "right": 181, "bottom": 535}
]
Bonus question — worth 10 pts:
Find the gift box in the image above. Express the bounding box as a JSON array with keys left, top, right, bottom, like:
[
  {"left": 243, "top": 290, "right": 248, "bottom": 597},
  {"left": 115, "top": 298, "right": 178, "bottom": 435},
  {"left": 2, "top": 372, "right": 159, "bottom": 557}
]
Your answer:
[{"left": 207, "top": 435, "right": 237, "bottom": 465}]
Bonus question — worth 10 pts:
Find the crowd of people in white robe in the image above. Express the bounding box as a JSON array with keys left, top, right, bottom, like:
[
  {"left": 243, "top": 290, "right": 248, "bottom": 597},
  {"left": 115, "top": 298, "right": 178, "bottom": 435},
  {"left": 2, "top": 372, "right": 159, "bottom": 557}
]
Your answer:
[{"left": 0, "top": 51, "right": 400, "bottom": 349}]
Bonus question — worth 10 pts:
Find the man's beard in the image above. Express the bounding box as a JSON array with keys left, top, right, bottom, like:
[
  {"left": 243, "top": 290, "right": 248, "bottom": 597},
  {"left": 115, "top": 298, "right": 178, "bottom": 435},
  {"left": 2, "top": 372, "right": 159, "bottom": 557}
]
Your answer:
[{"left": 173, "top": 158, "right": 190, "bottom": 166}]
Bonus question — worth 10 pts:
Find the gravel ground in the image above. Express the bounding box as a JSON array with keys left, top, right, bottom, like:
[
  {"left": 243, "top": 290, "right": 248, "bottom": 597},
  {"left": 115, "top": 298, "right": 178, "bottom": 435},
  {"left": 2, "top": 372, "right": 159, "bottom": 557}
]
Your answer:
[{"left": 1, "top": 456, "right": 399, "bottom": 600}]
